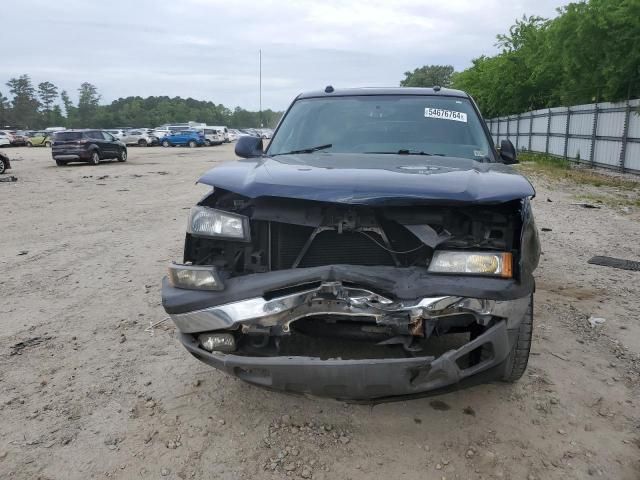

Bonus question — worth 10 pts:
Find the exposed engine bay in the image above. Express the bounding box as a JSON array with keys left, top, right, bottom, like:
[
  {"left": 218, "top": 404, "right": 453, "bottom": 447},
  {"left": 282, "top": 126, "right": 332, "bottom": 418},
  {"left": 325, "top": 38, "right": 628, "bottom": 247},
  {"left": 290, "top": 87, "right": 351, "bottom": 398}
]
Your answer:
[
  {"left": 184, "top": 188, "right": 522, "bottom": 276},
  {"left": 169, "top": 188, "right": 535, "bottom": 368}
]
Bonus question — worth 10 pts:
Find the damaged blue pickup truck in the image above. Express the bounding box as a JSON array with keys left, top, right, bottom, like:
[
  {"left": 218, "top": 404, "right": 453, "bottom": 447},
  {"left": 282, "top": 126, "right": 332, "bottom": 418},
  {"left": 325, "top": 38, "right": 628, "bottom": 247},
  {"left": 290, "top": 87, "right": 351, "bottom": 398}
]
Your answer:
[{"left": 161, "top": 87, "right": 540, "bottom": 401}]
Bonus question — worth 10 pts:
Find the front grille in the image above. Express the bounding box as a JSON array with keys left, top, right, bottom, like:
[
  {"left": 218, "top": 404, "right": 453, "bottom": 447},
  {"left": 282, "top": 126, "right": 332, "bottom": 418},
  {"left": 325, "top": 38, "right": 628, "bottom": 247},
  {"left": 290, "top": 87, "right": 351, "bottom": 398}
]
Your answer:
[
  {"left": 298, "top": 230, "right": 394, "bottom": 267},
  {"left": 270, "top": 222, "right": 395, "bottom": 268},
  {"left": 270, "top": 223, "right": 313, "bottom": 269}
]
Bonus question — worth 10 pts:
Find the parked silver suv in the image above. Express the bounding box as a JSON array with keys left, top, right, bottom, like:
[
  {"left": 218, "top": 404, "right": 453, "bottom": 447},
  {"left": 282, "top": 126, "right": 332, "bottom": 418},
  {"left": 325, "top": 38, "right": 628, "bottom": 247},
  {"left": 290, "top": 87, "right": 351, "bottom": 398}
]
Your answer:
[{"left": 121, "top": 129, "right": 158, "bottom": 147}]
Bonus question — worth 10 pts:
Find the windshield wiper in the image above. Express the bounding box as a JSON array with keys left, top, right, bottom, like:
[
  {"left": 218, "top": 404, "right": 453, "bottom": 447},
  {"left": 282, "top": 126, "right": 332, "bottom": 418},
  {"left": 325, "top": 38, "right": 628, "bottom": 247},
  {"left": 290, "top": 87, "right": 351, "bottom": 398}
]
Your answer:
[
  {"left": 271, "top": 143, "right": 332, "bottom": 156},
  {"left": 365, "top": 150, "right": 445, "bottom": 156}
]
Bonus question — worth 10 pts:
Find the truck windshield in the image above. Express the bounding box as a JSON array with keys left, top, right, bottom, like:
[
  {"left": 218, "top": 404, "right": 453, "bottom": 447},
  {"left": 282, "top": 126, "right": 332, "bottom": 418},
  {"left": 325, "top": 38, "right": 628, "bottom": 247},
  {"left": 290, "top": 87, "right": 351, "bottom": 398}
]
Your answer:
[{"left": 267, "top": 95, "right": 493, "bottom": 161}]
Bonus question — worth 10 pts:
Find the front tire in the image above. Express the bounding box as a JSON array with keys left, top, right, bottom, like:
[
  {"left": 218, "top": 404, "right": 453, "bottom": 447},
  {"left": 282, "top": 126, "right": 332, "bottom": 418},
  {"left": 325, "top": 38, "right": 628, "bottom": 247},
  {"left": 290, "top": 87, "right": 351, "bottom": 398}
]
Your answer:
[
  {"left": 55, "top": 160, "right": 67, "bottom": 166},
  {"left": 117, "top": 149, "right": 127, "bottom": 162},
  {"left": 501, "top": 295, "right": 533, "bottom": 382},
  {"left": 45, "top": 141, "right": 52, "bottom": 147},
  {"left": 204, "top": 140, "right": 211, "bottom": 147},
  {"left": 188, "top": 140, "right": 197, "bottom": 148},
  {"left": 26, "top": 142, "right": 33, "bottom": 148},
  {"left": 162, "top": 140, "right": 170, "bottom": 147},
  {"left": 0, "top": 160, "right": 5, "bottom": 174},
  {"left": 89, "top": 151, "right": 100, "bottom": 165},
  {"left": 138, "top": 139, "right": 148, "bottom": 147}
]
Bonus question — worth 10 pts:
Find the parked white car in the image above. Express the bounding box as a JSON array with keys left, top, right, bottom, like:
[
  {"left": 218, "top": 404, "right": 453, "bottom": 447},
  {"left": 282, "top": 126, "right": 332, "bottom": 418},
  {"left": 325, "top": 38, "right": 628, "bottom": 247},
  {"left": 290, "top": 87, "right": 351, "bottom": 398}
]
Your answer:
[
  {"left": 209, "top": 126, "right": 229, "bottom": 143},
  {"left": 202, "top": 128, "right": 225, "bottom": 146},
  {"left": 106, "top": 129, "right": 126, "bottom": 140},
  {"left": 0, "top": 134, "right": 11, "bottom": 147},
  {"left": 152, "top": 128, "right": 173, "bottom": 140},
  {"left": 121, "top": 129, "right": 158, "bottom": 146},
  {"left": 227, "top": 129, "right": 239, "bottom": 142}
]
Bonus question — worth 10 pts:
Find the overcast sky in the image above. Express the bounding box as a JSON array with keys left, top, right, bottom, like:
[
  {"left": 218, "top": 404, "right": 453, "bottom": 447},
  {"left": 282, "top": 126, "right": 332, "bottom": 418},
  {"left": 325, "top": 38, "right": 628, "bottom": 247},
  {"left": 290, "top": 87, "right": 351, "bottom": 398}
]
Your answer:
[{"left": 4, "top": 0, "right": 568, "bottom": 110}]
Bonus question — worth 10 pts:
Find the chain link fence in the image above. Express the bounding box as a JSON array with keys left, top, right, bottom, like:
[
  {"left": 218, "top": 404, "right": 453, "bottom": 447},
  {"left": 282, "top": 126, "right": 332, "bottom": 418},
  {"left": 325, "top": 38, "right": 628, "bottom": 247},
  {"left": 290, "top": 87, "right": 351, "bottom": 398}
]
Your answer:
[{"left": 486, "top": 99, "right": 640, "bottom": 174}]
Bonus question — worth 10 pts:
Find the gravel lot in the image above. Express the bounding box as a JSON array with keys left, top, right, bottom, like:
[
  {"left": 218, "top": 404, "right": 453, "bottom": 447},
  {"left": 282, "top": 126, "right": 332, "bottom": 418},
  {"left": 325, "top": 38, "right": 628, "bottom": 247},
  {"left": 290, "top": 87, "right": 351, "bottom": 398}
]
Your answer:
[{"left": 1, "top": 145, "right": 639, "bottom": 480}]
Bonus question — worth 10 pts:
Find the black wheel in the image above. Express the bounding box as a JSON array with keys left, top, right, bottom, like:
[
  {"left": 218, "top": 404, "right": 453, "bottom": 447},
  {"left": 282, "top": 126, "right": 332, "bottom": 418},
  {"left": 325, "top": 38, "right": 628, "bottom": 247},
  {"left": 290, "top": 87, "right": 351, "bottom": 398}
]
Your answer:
[
  {"left": 188, "top": 140, "right": 197, "bottom": 148},
  {"left": 162, "top": 140, "right": 170, "bottom": 147},
  {"left": 0, "top": 160, "right": 5, "bottom": 174},
  {"left": 55, "top": 160, "right": 67, "bottom": 166},
  {"left": 204, "top": 140, "right": 211, "bottom": 147},
  {"left": 501, "top": 294, "right": 534, "bottom": 382},
  {"left": 89, "top": 151, "right": 100, "bottom": 165},
  {"left": 117, "top": 149, "right": 128, "bottom": 162},
  {"left": 138, "top": 139, "right": 148, "bottom": 147},
  {"left": 26, "top": 142, "right": 33, "bottom": 148},
  {"left": 45, "top": 141, "right": 52, "bottom": 147}
]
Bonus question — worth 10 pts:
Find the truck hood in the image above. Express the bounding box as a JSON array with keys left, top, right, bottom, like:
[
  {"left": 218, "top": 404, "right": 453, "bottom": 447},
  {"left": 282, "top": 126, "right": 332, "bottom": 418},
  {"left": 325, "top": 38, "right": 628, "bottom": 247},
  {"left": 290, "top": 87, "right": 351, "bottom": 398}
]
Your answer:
[{"left": 197, "top": 153, "right": 535, "bottom": 205}]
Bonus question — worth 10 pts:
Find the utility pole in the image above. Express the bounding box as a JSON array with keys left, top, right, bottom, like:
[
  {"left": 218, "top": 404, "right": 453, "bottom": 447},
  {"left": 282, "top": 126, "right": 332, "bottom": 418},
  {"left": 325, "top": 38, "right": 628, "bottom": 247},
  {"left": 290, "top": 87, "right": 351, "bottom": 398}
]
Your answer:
[{"left": 259, "top": 49, "right": 263, "bottom": 128}]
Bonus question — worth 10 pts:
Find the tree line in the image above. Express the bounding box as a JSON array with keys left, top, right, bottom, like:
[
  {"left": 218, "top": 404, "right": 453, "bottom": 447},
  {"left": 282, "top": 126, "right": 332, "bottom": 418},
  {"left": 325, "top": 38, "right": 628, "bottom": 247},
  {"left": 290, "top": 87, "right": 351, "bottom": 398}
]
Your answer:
[
  {"left": 401, "top": 0, "right": 639, "bottom": 117},
  {"left": 0, "top": 75, "right": 282, "bottom": 130}
]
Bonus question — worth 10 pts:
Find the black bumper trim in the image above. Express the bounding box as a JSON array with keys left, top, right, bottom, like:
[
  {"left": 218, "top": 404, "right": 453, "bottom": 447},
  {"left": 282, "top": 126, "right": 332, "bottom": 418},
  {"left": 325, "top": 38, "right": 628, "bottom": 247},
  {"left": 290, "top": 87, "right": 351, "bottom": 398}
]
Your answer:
[{"left": 178, "top": 320, "right": 513, "bottom": 401}]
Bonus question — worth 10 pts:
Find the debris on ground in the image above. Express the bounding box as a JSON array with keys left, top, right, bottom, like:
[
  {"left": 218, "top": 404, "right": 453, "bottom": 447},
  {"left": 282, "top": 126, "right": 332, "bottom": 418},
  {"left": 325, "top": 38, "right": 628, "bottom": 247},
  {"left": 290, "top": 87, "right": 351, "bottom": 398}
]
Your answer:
[
  {"left": 570, "top": 202, "right": 601, "bottom": 209},
  {"left": 0, "top": 175, "right": 18, "bottom": 182},
  {"left": 10, "top": 336, "right": 53, "bottom": 356},
  {"left": 429, "top": 400, "right": 451, "bottom": 411},
  {"left": 588, "top": 316, "right": 606, "bottom": 328},
  {"left": 145, "top": 317, "right": 170, "bottom": 335},
  {"left": 588, "top": 256, "right": 640, "bottom": 272}
]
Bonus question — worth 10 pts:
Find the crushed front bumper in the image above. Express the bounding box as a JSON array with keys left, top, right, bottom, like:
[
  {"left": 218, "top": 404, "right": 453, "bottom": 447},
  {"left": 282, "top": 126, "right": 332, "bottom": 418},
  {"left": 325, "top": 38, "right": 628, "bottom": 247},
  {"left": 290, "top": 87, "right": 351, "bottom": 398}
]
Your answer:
[
  {"left": 162, "top": 266, "right": 532, "bottom": 400},
  {"left": 179, "top": 320, "right": 514, "bottom": 401}
]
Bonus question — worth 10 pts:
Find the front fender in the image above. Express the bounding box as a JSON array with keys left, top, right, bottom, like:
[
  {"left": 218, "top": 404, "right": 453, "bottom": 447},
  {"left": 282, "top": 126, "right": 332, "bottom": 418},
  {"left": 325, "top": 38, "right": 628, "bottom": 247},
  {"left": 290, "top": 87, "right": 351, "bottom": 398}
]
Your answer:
[{"left": 519, "top": 197, "right": 540, "bottom": 279}]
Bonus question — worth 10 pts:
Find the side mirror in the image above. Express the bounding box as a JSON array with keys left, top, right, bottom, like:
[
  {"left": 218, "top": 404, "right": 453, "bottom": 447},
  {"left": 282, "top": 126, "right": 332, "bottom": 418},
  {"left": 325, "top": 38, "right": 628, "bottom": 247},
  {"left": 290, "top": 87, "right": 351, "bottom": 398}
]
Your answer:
[
  {"left": 499, "top": 139, "right": 518, "bottom": 164},
  {"left": 235, "top": 135, "right": 264, "bottom": 158}
]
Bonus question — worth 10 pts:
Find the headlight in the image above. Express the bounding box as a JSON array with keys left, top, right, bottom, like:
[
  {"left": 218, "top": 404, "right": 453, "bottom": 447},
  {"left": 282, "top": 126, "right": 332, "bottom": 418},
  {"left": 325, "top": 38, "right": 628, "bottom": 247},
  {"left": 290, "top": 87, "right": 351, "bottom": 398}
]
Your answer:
[
  {"left": 187, "top": 206, "right": 250, "bottom": 241},
  {"left": 167, "top": 263, "right": 224, "bottom": 291},
  {"left": 428, "top": 251, "right": 513, "bottom": 278}
]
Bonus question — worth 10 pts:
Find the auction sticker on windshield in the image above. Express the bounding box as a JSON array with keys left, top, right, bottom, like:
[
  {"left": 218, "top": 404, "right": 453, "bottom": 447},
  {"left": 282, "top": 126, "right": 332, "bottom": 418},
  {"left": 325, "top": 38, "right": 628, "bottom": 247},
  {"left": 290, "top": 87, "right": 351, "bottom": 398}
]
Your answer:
[{"left": 424, "top": 108, "right": 467, "bottom": 122}]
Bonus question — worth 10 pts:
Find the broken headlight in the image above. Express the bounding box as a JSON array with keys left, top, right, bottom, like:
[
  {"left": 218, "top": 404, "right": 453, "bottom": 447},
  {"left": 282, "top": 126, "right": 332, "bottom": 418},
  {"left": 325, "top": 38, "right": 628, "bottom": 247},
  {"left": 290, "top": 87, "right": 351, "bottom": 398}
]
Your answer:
[
  {"left": 428, "top": 251, "right": 513, "bottom": 278},
  {"left": 188, "top": 206, "right": 250, "bottom": 241},
  {"left": 168, "top": 263, "right": 224, "bottom": 291}
]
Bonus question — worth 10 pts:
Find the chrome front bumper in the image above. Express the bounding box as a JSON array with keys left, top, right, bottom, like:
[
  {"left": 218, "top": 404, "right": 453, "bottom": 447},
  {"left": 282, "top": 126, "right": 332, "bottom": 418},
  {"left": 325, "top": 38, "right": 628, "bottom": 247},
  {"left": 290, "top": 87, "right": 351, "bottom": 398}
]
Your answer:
[
  {"left": 165, "top": 278, "right": 531, "bottom": 400},
  {"left": 168, "top": 281, "right": 530, "bottom": 334}
]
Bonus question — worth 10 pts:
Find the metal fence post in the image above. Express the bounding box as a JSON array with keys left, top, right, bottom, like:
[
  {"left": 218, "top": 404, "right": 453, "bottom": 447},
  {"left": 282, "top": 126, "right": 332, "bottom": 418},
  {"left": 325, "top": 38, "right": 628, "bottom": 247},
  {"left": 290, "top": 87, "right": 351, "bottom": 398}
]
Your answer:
[
  {"left": 497, "top": 118, "right": 500, "bottom": 144},
  {"left": 528, "top": 112, "right": 533, "bottom": 151},
  {"left": 506, "top": 115, "right": 511, "bottom": 142},
  {"left": 589, "top": 103, "right": 599, "bottom": 168},
  {"left": 545, "top": 108, "right": 551, "bottom": 155},
  {"left": 619, "top": 99, "right": 631, "bottom": 173},
  {"left": 563, "top": 107, "right": 571, "bottom": 161},
  {"left": 515, "top": 113, "right": 521, "bottom": 150}
]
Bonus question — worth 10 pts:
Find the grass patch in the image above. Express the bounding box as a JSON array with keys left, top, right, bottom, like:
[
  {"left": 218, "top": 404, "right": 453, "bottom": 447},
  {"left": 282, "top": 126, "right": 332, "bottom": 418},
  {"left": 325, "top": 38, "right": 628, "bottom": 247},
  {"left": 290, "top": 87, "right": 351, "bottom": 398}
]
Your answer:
[
  {"left": 518, "top": 151, "right": 571, "bottom": 170},
  {"left": 516, "top": 152, "right": 640, "bottom": 190},
  {"left": 574, "top": 192, "right": 640, "bottom": 209}
]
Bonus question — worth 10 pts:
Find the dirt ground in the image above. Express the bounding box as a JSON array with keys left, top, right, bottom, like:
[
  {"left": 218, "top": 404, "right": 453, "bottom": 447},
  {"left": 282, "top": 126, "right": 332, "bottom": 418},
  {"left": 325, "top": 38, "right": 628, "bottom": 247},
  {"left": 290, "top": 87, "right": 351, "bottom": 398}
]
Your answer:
[{"left": 1, "top": 144, "right": 639, "bottom": 480}]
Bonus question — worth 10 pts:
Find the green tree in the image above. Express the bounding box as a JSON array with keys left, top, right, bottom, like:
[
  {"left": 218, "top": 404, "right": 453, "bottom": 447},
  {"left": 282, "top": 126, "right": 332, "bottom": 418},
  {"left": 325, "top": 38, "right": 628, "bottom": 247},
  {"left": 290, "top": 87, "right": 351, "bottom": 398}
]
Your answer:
[
  {"left": 60, "top": 90, "right": 76, "bottom": 125},
  {"left": 38, "top": 81, "right": 59, "bottom": 126},
  {"left": 49, "top": 105, "right": 66, "bottom": 127},
  {"left": 400, "top": 65, "right": 455, "bottom": 88},
  {"left": 6, "top": 74, "right": 40, "bottom": 127},
  {"left": 0, "top": 90, "right": 10, "bottom": 126},
  {"left": 450, "top": 0, "right": 640, "bottom": 116},
  {"left": 38, "top": 81, "right": 58, "bottom": 111},
  {"left": 77, "top": 82, "right": 100, "bottom": 127},
  {"left": 1, "top": 75, "right": 283, "bottom": 129}
]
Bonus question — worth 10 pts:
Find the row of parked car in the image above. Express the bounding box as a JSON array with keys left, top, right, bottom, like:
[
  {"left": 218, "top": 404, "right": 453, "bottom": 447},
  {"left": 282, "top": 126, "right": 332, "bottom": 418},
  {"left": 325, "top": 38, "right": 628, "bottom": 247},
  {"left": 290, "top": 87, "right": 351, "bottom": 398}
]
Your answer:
[
  {"left": 0, "top": 125, "right": 273, "bottom": 149},
  {"left": 0, "top": 129, "right": 56, "bottom": 147}
]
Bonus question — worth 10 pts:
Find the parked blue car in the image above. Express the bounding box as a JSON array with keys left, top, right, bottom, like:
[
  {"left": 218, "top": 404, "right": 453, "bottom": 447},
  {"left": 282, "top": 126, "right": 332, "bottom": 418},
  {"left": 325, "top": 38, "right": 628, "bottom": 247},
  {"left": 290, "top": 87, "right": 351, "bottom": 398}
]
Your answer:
[{"left": 160, "top": 130, "right": 205, "bottom": 148}]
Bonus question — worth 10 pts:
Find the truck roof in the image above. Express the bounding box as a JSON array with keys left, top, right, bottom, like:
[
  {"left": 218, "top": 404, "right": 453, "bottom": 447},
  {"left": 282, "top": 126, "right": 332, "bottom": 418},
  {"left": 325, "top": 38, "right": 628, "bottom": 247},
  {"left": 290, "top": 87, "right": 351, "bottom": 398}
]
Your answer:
[{"left": 297, "top": 86, "right": 469, "bottom": 100}]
